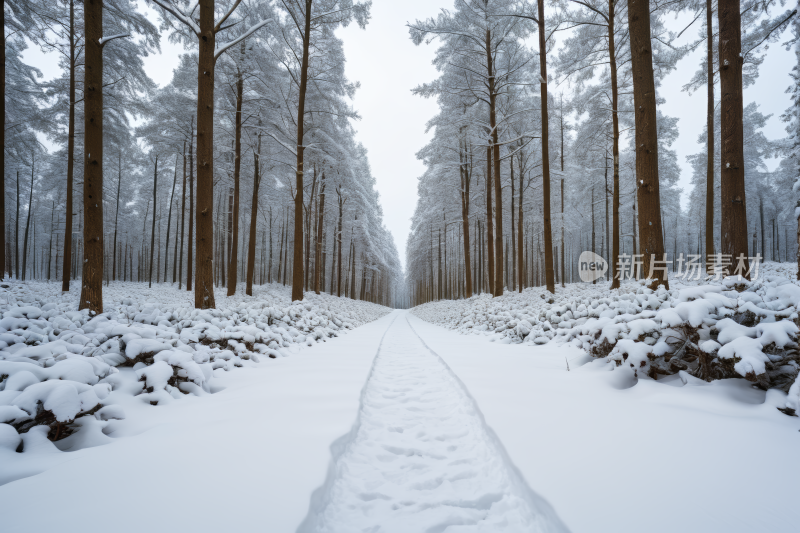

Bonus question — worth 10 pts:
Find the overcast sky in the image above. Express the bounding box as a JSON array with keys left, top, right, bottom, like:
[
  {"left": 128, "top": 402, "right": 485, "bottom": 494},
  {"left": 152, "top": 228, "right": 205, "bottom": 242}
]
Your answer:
[{"left": 21, "top": 1, "right": 793, "bottom": 270}]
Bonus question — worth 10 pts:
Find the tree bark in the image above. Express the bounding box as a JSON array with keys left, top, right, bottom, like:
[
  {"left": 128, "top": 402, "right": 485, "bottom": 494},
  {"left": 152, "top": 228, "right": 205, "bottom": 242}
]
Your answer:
[
  {"left": 1, "top": 7, "right": 4, "bottom": 279},
  {"left": 459, "top": 136, "right": 472, "bottom": 297},
  {"left": 560, "top": 177, "right": 565, "bottom": 288},
  {"left": 718, "top": 0, "right": 749, "bottom": 277},
  {"left": 517, "top": 156, "right": 524, "bottom": 292},
  {"left": 592, "top": 187, "right": 597, "bottom": 285},
  {"left": 22, "top": 157, "right": 34, "bottom": 281},
  {"left": 336, "top": 190, "right": 344, "bottom": 297},
  {"left": 165, "top": 154, "right": 178, "bottom": 283},
  {"left": 194, "top": 0, "right": 216, "bottom": 307},
  {"left": 314, "top": 172, "right": 326, "bottom": 294},
  {"left": 60, "top": 0, "right": 76, "bottom": 290},
  {"left": 609, "top": 0, "right": 622, "bottom": 289},
  {"left": 268, "top": 208, "right": 273, "bottom": 283},
  {"left": 15, "top": 171, "right": 19, "bottom": 279},
  {"left": 605, "top": 149, "right": 610, "bottom": 281},
  {"left": 246, "top": 131, "right": 262, "bottom": 295},
  {"left": 511, "top": 157, "right": 516, "bottom": 291},
  {"left": 705, "top": 0, "right": 716, "bottom": 272},
  {"left": 187, "top": 119, "right": 194, "bottom": 291},
  {"left": 485, "top": 29, "right": 503, "bottom": 296},
  {"left": 48, "top": 203, "right": 55, "bottom": 280},
  {"left": 292, "top": 0, "right": 313, "bottom": 301},
  {"left": 80, "top": 0, "right": 104, "bottom": 312},
  {"left": 628, "top": 0, "right": 668, "bottom": 289},
  {"left": 227, "top": 45, "right": 245, "bottom": 295},
  {"left": 277, "top": 215, "right": 284, "bottom": 284},
  {"left": 759, "top": 196, "right": 765, "bottom": 259},
  {"left": 538, "top": 0, "right": 555, "bottom": 294},
  {"left": 111, "top": 153, "right": 122, "bottom": 283},
  {"left": 485, "top": 146, "right": 495, "bottom": 294},
  {"left": 148, "top": 157, "right": 158, "bottom": 288}
]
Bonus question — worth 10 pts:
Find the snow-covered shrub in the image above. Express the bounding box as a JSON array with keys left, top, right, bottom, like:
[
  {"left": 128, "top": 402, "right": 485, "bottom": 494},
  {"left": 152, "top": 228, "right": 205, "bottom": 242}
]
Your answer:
[
  {"left": 0, "top": 281, "right": 391, "bottom": 443},
  {"left": 412, "top": 263, "right": 800, "bottom": 415}
]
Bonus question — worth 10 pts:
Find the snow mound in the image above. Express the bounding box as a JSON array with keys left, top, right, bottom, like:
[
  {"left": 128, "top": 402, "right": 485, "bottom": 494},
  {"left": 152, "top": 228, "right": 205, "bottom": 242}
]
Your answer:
[
  {"left": 0, "top": 281, "right": 391, "bottom": 453},
  {"left": 412, "top": 263, "right": 800, "bottom": 416}
]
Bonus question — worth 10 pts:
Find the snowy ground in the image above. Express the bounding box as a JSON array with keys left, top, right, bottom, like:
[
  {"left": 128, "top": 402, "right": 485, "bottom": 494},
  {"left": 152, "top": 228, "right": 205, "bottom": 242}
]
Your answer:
[
  {"left": 2, "top": 279, "right": 799, "bottom": 532},
  {"left": 409, "top": 313, "right": 800, "bottom": 533},
  {"left": 298, "top": 314, "right": 567, "bottom": 533}
]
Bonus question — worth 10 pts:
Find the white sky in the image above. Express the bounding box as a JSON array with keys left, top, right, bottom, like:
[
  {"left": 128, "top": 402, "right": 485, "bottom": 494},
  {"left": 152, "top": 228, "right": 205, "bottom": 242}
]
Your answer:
[{"left": 20, "top": 1, "right": 793, "bottom": 271}]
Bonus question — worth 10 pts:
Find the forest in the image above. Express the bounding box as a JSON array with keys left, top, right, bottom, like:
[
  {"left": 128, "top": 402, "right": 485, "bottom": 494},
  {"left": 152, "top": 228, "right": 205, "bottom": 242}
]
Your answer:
[
  {"left": 2, "top": 1, "right": 800, "bottom": 532},
  {"left": 4, "top": 0, "right": 403, "bottom": 311},
  {"left": 405, "top": 0, "right": 797, "bottom": 305}
]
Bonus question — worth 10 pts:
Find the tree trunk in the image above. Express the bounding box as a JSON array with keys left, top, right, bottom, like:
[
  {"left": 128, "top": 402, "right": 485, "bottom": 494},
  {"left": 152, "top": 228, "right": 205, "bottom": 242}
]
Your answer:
[
  {"left": 15, "top": 171, "right": 19, "bottom": 279},
  {"left": 61, "top": 0, "right": 77, "bottom": 290},
  {"left": 350, "top": 240, "right": 357, "bottom": 299},
  {"left": 628, "top": 0, "right": 668, "bottom": 289},
  {"left": 486, "top": 30, "right": 503, "bottom": 297},
  {"left": 227, "top": 48, "right": 245, "bottom": 295},
  {"left": 22, "top": 158, "right": 35, "bottom": 281},
  {"left": 246, "top": 132, "right": 262, "bottom": 295},
  {"left": 485, "top": 146, "right": 495, "bottom": 294},
  {"left": 80, "top": 0, "right": 104, "bottom": 312},
  {"left": 336, "top": 192, "right": 344, "bottom": 297},
  {"left": 511, "top": 157, "right": 516, "bottom": 292},
  {"left": 194, "top": 0, "right": 216, "bottom": 307},
  {"left": 148, "top": 157, "right": 158, "bottom": 288},
  {"left": 112, "top": 153, "right": 122, "bottom": 282},
  {"left": 181, "top": 128, "right": 191, "bottom": 289},
  {"left": 48, "top": 203, "right": 54, "bottom": 280},
  {"left": 165, "top": 154, "right": 178, "bottom": 283},
  {"left": 605, "top": 149, "right": 611, "bottom": 282},
  {"left": 705, "top": 0, "right": 716, "bottom": 272},
  {"left": 1, "top": 7, "right": 4, "bottom": 279},
  {"left": 292, "top": 0, "right": 313, "bottom": 301},
  {"left": 592, "top": 186, "right": 597, "bottom": 284},
  {"left": 560, "top": 177, "right": 565, "bottom": 288},
  {"left": 517, "top": 156, "right": 524, "bottom": 293},
  {"left": 560, "top": 97, "right": 566, "bottom": 288},
  {"left": 460, "top": 137, "right": 472, "bottom": 297},
  {"left": 277, "top": 216, "right": 284, "bottom": 284},
  {"left": 314, "top": 172, "right": 326, "bottom": 294},
  {"left": 718, "top": 0, "right": 749, "bottom": 277},
  {"left": 538, "top": 0, "right": 555, "bottom": 294},
  {"left": 437, "top": 227, "right": 442, "bottom": 300},
  {"left": 268, "top": 208, "right": 273, "bottom": 283},
  {"left": 305, "top": 168, "right": 318, "bottom": 291},
  {"left": 609, "top": 0, "right": 622, "bottom": 289}
]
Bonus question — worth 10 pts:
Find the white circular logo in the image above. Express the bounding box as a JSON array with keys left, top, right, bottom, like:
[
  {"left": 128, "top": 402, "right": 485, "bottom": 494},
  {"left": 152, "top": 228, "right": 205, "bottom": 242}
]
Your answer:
[{"left": 578, "top": 251, "right": 608, "bottom": 282}]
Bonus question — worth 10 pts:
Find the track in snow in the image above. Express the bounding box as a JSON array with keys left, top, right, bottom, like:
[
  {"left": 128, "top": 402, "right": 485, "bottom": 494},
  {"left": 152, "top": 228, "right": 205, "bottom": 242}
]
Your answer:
[{"left": 298, "top": 312, "right": 568, "bottom": 533}]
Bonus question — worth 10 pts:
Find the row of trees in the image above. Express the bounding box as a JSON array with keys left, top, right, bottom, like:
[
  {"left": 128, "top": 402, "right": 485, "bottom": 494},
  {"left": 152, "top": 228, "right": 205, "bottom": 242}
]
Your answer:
[
  {"left": 405, "top": 0, "right": 798, "bottom": 305},
  {"left": 4, "top": 0, "right": 405, "bottom": 310}
]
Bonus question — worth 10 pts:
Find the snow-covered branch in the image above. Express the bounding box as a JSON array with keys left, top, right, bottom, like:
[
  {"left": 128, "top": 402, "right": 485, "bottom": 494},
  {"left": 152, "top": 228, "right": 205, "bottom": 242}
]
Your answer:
[
  {"left": 149, "top": 0, "right": 200, "bottom": 35},
  {"left": 99, "top": 34, "right": 130, "bottom": 46},
  {"left": 214, "top": 19, "right": 273, "bottom": 61}
]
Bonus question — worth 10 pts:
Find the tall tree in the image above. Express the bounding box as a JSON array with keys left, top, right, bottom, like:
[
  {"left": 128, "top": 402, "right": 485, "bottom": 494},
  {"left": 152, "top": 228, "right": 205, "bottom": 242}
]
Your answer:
[
  {"left": 80, "top": 0, "right": 105, "bottom": 312},
  {"left": 628, "top": 0, "right": 668, "bottom": 289},
  {"left": 718, "top": 0, "right": 749, "bottom": 277},
  {"left": 245, "top": 127, "right": 262, "bottom": 295},
  {"left": 150, "top": 0, "right": 272, "bottom": 308}
]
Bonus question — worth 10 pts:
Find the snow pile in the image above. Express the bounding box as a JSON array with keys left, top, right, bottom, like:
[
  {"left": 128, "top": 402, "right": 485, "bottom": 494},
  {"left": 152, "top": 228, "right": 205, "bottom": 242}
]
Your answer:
[
  {"left": 0, "top": 281, "right": 391, "bottom": 446},
  {"left": 412, "top": 263, "right": 800, "bottom": 416}
]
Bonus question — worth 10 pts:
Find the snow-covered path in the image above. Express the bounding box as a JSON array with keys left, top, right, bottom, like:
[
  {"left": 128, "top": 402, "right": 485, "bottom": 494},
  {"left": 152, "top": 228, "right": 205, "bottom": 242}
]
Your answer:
[{"left": 299, "top": 313, "right": 567, "bottom": 533}]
